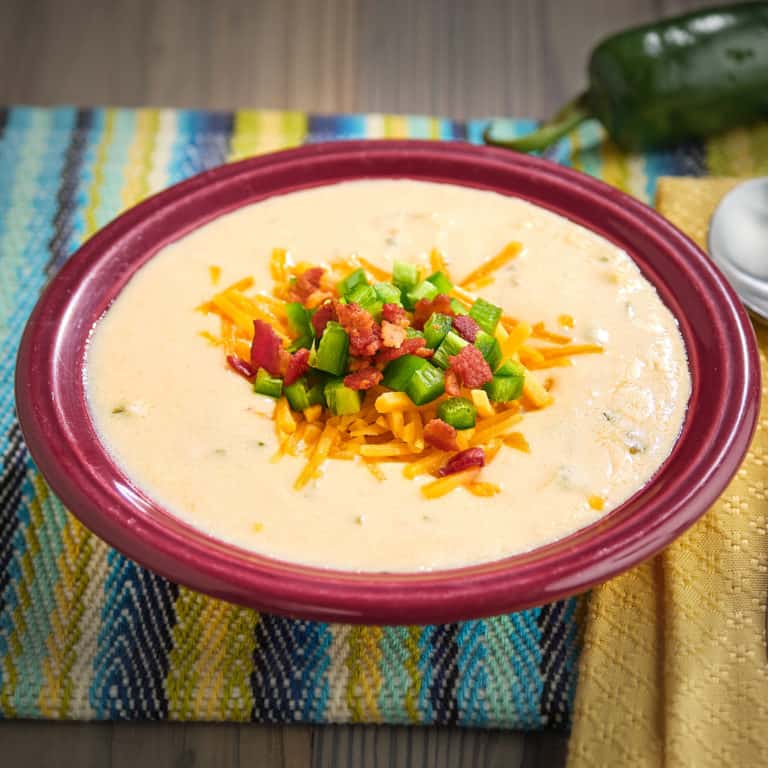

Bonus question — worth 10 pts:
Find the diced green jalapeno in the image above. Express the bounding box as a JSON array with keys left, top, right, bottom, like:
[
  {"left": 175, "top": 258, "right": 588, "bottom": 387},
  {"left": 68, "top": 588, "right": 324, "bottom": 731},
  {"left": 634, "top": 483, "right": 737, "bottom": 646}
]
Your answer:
[
  {"left": 495, "top": 359, "right": 525, "bottom": 377},
  {"left": 405, "top": 280, "right": 439, "bottom": 310},
  {"left": 423, "top": 312, "right": 453, "bottom": 349},
  {"left": 373, "top": 281, "right": 402, "bottom": 306},
  {"left": 450, "top": 298, "right": 469, "bottom": 315},
  {"left": 437, "top": 397, "right": 477, "bottom": 429},
  {"left": 382, "top": 354, "right": 428, "bottom": 391},
  {"left": 347, "top": 283, "right": 383, "bottom": 318},
  {"left": 484, "top": 372, "right": 524, "bottom": 402},
  {"left": 311, "top": 321, "right": 349, "bottom": 375},
  {"left": 432, "top": 330, "right": 469, "bottom": 369},
  {"left": 284, "top": 378, "right": 325, "bottom": 411},
  {"left": 324, "top": 379, "right": 363, "bottom": 415},
  {"left": 469, "top": 297, "right": 502, "bottom": 334},
  {"left": 474, "top": 330, "right": 502, "bottom": 369},
  {"left": 253, "top": 368, "right": 283, "bottom": 398},
  {"left": 285, "top": 301, "right": 314, "bottom": 350},
  {"left": 392, "top": 261, "right": 419, "bottom": 293},
  {"left": 426, "top": 271, "right": 453, "bottom": 294},
  {"left": 405, "top": 364, "right": 445, "bottom": 405},
  {"left": 406, "top": 327, "right": 426, "bottom": 340},
  {"left": 337, "top": 268, "right": 368, "bottom": 297}
]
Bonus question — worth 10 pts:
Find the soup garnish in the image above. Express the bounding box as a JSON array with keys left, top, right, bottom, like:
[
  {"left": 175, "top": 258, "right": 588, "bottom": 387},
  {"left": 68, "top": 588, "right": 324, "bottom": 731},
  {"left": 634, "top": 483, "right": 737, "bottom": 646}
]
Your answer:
[{"left": 198, "top": 244, "right": 603, "bottom": 499}]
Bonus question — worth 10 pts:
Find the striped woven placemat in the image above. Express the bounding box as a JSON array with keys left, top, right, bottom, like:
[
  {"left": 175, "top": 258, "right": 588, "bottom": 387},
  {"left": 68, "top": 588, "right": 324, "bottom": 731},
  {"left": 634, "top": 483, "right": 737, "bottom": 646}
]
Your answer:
[{"left": 1, "top": 107, "right": 764, "bottom": 725}]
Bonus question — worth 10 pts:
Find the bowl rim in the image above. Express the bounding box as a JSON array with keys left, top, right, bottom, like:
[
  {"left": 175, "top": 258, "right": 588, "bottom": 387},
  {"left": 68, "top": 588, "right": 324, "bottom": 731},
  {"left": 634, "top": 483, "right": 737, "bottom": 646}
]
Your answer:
[{"left": 15, "top": 139, "right": 761, "bottom": 624}]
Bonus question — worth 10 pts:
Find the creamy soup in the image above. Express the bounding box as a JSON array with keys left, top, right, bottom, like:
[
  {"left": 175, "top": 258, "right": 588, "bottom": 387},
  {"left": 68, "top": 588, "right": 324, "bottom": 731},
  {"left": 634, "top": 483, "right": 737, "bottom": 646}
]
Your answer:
[{"left": 85, "top": 180, "right": 690, "bottom": 571}]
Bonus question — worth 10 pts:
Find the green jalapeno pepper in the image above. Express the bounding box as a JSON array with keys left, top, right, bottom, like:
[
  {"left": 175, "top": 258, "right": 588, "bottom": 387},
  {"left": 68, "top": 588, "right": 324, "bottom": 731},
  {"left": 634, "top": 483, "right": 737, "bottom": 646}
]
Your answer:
[{"left": 485, "top": 3, "right": 768, "bottom": 152}]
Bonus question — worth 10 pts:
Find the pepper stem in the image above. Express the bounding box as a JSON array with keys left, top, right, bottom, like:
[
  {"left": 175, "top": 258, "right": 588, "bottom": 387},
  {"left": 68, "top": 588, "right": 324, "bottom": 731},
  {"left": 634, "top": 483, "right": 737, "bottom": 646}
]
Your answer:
[{"left": 483, "top": 93, "right": 592, "bottom": 153}]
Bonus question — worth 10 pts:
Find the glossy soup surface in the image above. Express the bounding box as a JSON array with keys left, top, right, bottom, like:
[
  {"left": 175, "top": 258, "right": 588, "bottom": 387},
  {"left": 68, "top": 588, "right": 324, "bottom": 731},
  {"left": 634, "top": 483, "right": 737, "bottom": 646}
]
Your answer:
[{"left": 85, "top": 180, "right": 690, "bottom": 571}]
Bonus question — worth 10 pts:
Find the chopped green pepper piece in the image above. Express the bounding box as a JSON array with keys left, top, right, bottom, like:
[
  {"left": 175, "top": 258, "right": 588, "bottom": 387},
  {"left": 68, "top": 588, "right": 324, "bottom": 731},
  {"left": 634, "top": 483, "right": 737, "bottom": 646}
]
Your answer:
[
  {"left": 484, "top": 372, "right": 524, "bottom": 402},
  {"left": 324, "top": 379, "right": 363, "bottom": 415},
  {"left": 437, "top": 397, "right": 477, "bottom": 429},
  {"left": 373, "top": 281, "right": 402, "bottom": 306},
  {"left": 426, "top": 271, "right": 453, "bottom": 294},
  {"left": 469, "top": 297, "right": 502, "bottom": 335},
  {"left": 253, "top": 368, "right": 283, "bottom": 399},
  {"left": 311, "top": 321, "right": 349, "bottom": 375},
  {"left": 285, "top": 301, "right": 314, "bottom": 351},
  {"left": 284, "top": 378, "right": 325, "bottom": 411},
  {"left": 423, "top": 312, "right": 453, "bottom": 349},
  {"left": 405, "top": 364, "right": 445, "bottom": 405},
  {"left": 474, "top": 330, "right": 502, "bottom": 369},
  {"left": 382, "top": 354, "right": 428, "bottom": 391},
  {"left": 337, "top": 268, "right": 368, "bottom": 297},
  {"left": 285, "top": 302, "right": 311, "bottom": 335},
  {"left": 405, "top": 280, "right": 439, "bottom": 310},
  {"left": 432, "top": 330, "right": 469, "bottom": 369},
  {"left": 347, "top": 283, "right": 383, "bottom": 318},
  {"left": 406, "top": 327, "right": 425, "bottom": 340},
  {"left": 450, "top": 298, "right": 469, "bottom": 315},
  {"left": 392, "top": 261, "right": 419, "bottom": 293},
  {"left": 496, "top": 359, "right": 526, "bottom": 377}
]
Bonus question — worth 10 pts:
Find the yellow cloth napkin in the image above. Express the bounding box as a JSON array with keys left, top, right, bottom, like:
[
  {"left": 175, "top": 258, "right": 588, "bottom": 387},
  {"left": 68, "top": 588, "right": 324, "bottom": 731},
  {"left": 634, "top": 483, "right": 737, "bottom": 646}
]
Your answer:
[{"left": 568, "top": 178, "right": 768, "bottom": 768}]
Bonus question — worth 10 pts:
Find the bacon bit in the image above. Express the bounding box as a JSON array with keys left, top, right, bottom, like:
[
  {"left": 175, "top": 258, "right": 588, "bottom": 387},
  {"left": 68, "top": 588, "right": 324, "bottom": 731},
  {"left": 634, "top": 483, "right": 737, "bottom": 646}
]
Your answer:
[
  {"left": 381, "top": 320, "right": 408, "bottom": 348},
  {"left": 424, "top": 418, "right": 459, "bottom": 451},
  {"left": 311, "top": 301, "right": 337, "bottom": 337},
  {"left": 375, "top": 336, "right": 433, "bottom": 366},
  {"left": 336, "top": 301, "right": 382, "bottom": 357},
  {"left": 344, "top": 367, "right": 383, "bottom": 391},
  {"left": 291, "top": 267, "right": 325, "bottom": 303},
  {"left": 382, "top": 303, "right": 409, "bottom": 327},
  {"left": 447, "top": 345, "right": 492, "bottom": 389},
  {"left": 284, "top": 348, "right": 310, "bottom": 385},
  {"left": 445, "top": 369, "right": 461, "bottom": 397},
  {"left": 412, "top": 294, "right": 453, "bottom": 329},
  {"left": 438, "top": 447, "right": 486, "bottom": 477},
  {"left": 452, "top": 315, "right": 480, "bottom": 342},
  {"left": 250, "top": 319, "right": 283, "bottom": 375},
  {"left": 226, "top": 354, "right": 255, "bottom": 379}
]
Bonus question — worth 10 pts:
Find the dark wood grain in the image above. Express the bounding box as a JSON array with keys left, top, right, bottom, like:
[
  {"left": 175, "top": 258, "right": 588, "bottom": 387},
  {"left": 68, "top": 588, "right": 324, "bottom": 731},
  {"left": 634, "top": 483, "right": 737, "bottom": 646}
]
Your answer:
[{"left": 0, "top": 0, "right": 708, "bottom": 765}]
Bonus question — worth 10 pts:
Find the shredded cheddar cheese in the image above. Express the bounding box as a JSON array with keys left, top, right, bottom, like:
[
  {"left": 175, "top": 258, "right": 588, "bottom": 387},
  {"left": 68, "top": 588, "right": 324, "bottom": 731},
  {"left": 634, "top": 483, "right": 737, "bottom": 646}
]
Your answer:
[{"left": 459, "top": 241, "right": 522, "bottom": 288}]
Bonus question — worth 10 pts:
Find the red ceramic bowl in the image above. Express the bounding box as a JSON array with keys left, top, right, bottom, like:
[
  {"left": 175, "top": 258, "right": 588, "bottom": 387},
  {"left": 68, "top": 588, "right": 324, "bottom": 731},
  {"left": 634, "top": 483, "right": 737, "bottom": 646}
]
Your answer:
[{"left": 15, "top": 141, "right": 760, "bottom": 624}]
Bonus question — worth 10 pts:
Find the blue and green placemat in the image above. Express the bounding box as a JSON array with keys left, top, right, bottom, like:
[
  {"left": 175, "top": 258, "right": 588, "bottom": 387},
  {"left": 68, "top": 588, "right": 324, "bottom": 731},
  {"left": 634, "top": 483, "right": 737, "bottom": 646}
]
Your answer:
[{"left": 1, "top": 107, "right": 765, "bottom": 725}]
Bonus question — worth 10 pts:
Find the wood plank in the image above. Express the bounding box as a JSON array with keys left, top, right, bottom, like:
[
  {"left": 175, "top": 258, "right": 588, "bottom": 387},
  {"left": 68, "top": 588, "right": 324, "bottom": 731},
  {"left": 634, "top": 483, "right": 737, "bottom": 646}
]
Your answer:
[
  {"left": 0, "top": 0, "right": 680, "bottom": 119},
  {"left": 0, "top": 721, "right": 113, "bottom": 768},
  {"left": 238, "top": 724, "right": 285, "bottom": 766},
  {"left": 181, "top": 723, "right": 239, "bottom": 768},
  {"left": 311, "top": 725, "right": 526, "bottom": 767},
  {"left": 520, "top": 730, "right": 570, "bottom": 768},
  {"left": 281, "top": 725, "right": 313, "bottom": 768},
  {"left": 111, "top": 723, "right": 185, "bottom": 768}
]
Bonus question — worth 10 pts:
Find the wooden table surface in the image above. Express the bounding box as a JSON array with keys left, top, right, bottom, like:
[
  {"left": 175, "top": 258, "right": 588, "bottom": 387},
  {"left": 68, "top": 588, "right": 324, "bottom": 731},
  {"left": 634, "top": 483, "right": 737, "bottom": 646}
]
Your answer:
[{"left": 0, "top": 1, "right": 712, "bottom": 765}]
